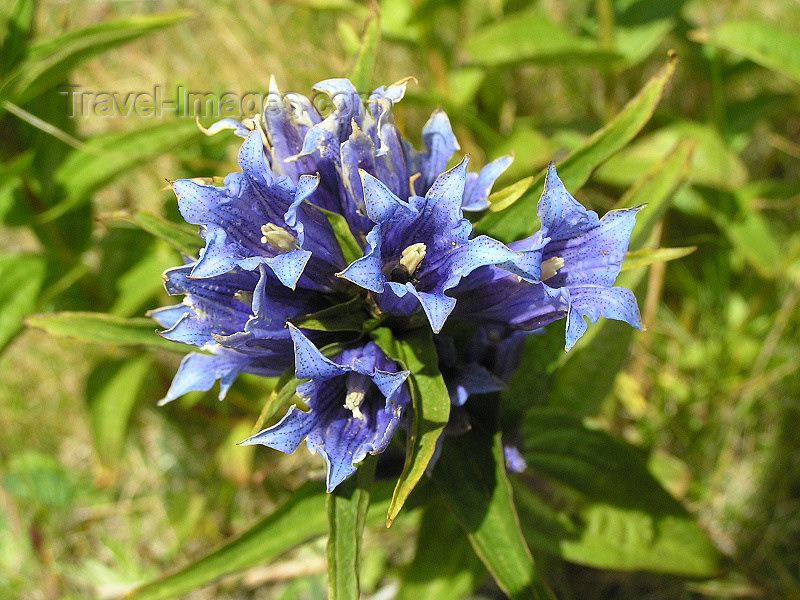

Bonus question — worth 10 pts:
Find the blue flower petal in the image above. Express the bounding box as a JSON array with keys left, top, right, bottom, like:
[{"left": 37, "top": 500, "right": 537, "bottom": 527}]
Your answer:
[
  {"left": 161, "top": 350, "right": 251, "bottom": 405},
  {"left": 239, "top": 405, "right": 316, "bottom": 453},
  {"left": 462, "top": 154, "right": 513, "bottom": 211},
  {"left": 416, "top": 109, "right": 460, "bottom": 193},
  {"left": 360, "top": 169, "right": 412, "bottom": 223},
  {"left": 564, "top": 285, "right": 643, "bottom": 351},
  {"left": 288, "top": 324, "right": 348, "bottom": 380}
]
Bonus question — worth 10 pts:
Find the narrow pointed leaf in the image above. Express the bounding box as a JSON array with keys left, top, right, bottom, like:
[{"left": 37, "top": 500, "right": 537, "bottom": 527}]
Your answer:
[
  {"left": 317, "top": 206, "right": 365, "bottom": 266},
  {"left": 347, "top": 11, "right": 381, "bottom": 93},
  {"left": 124, "top": 480, "right": 418, "bottom": 600},
  {"left": 107, "top": 211, "right": 201, "bottom": 257},
  {"left": 0, "top": 253, "right": 47, "bottom": 352},
  {"left": 433, "top": 404, "right": 555, "bottom": 600},
  {"left": 86, "top": 355, "right": 153, "bottom": 469},
  {"left": 40, "top": 119, "right": 203, "bottom": 221},
  {"left": 487, "top": 176, "right": 533, "bottom": 213},
  {"left": 616, "top": 137, "right": 696, "bottom": 251},
  {"left": 692, "top": 21, "right": 800, "bottom": 85},
  {"left": 290, "top": 296, "right": 369, "bottom": 332},
  {"left": 326, "top": 456, "right": 376, "bottom": 599},
  {"left": 396, "top": 500, "right": 485, "bottom": 600},
  {"left": 477, "top": 52, "right": 677, "bottom": 241},
  {"left": 26, "top": 311, "right": 190, "bottom": 353},
  {"left": 1, "top": 11, "right": 190, "bottom": 105},
  {"left": 372, "top": 327, "right": 450, "bottom": 526},
  {"left": 621, "top": 246, "right": 696, "bottom": 272}
]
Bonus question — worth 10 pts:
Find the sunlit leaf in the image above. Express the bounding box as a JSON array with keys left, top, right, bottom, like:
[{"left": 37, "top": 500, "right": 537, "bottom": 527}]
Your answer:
[
  {"left": 433, "top": 402, "right": 555, "bottom": 600},
  {"left": 596, "top": 121, "right": 748, "bottom": 190},
  {"left": 86, "top": 355, "right": 153, "bottom": 470},
  {"left": 0, "top": 253, "right": 46, "bottom": 352},
  {"left": 40, "top": 119, "right": 203, "bottom": 221},
  {"left": 477, "top": 52, "right": 677, "bottom": 241},
  {"left": 326, "top": 456, "right": 375, "bottom": 599},
  {"left": 517, "top": 408, "right": 722, "bottom": 576},
  {"left": 621, "top": 246, "right": 697, "bottom": 272},
  {"left": 487, "top": 176, "right": 533, "bottom": 213},
  {"left": 465, "top": 11, "right": 620, "bottom": 67},
  {"left": 371, "top": 327, "right": 450, "bottom": 526},
  {"left": 347, "top": 10, "right": 381, "bottom": 94},
  {"left": 0, "top": 11, "right": 190, "bottom": 106},
  {"left": 26, "top": 311, "right": 187, "bottom": 353},
  {"left": 124, "top": 480, "right": 410, "bottom": 600},
  {"left": 316, "top": 206, "right": 365, "bottom": 266},
  {"left": 692, "top": 20, "right": 800, "bottom": 85},
  {"left": 616, "top": 137, "right": 696, "bottom": 251},
  {"left": 396, "top": 501, "right": 485, "bottom": 600},
  {"left": 106, "top": 210, "right": 201, "bottom": 257}
]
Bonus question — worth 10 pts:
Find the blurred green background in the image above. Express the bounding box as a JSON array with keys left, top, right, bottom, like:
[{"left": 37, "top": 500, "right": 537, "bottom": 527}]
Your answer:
[{"left": 1, "top": 0, "right": 799, "bottom": 598}]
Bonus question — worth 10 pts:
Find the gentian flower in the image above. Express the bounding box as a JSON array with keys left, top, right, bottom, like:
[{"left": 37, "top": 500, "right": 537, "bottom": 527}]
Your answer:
[
  {"left": 453, "top": 164, "right": 642, "bottom": 350},
  {"left": 240, "top": 325, "right": 411, "bottom": 491},
  {"left": 150, "top": 263, "right": 329, "bottom": 404},
  {"left": 173, "top": 131, "right": 345, "bottom": 290},
  {"left": 337, "top": 158, "right": 535, "bottom": 332}
]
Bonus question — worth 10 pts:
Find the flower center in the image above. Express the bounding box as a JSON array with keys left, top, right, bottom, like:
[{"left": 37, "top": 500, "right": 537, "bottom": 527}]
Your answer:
[
  {"left": 541, "top": 256, "right": 564, "bottom": 281},
  {"left": 344, "top": 372, "right": 370, "bottom": 419},
  {"left": 260, "top": 223, "right": 299, "bottom": 252},
  {"left": 399, "top": 243, "right": 426, "bottom": 276}
]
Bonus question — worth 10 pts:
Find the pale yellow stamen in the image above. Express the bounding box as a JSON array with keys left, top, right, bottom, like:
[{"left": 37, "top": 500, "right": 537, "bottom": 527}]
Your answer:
[
  {"left": 541, "top": 256, "right": 565, "bottom": 281},
  {"left": 260, "top": 223, "right": 297, "bottom": 251},
  {"left": 344, "top": 372, "right": 370, "bottom": 420},
  {"left": 408, "top": 172, "right": 421, "bottom": 196},
  {"left": 399, "top": 243, "right": 427, "bottom": 275}
]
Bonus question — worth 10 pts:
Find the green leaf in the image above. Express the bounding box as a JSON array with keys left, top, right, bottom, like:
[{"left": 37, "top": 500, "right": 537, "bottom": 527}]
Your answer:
[
  {"left": 110, "top": 241, "right": 180, "bottom": 317},
  {"left": 692, "top": 20, "right": 800, "bottom": 85},
  {"left": 621, "top": 246, "right": 697, "bottom": 272},
  {"left": 0, "top": 253, "right": 46, "bottom": 352},
  {"left": 487, "top": 176, "right": 533, "bottom": 213},
  {"left": 108, "top": 211, "right": 201, "bottom": 257},
  {"left": 517, "top": 408, "right": 722, "bottom": 576},
  {"left": 616, "top": 137, "right": 696, "bottom": 251},
  {"left": 396, "top": 500, "right": 485, "bottom": 600},
  {"left": 595, "top": 121, "right": 748, "bottom": 190},
  {"left": 347, "top": 10, "right": 381, "bottom": 94},
  {"left": 372, "top": 327, "right": 451, "bottom": 526},
  {"left": 41, "top": 119, "right": 203, "bottom": 222},
  {"left": 0, "top": 11, "right": 190, "bottom": 105},
  {"left": 290, "top": 296, "right": 369, "bottom": 332},
  {"left": 86, "top": 355, "right": 153, "bottom": 469},
  {"left": 477, "top": 52, "right": 677, "bottom": 241},
  {"left": 25, "top": 311, "right": 188, "bottom": 353},
  {"left": 124, "top": 480, "right": 406, "bottom": 600},
  {"left": 711, "top": 203, "right": 781, "bottom": 279},
  {"left": 326, "top": 456, "right": 376, "bottom": 599},
  {"left": 316, "top": 205, "right": 364, "bottom": 266},
  {"left": 0, "top": 152, "right": 34, "bottom": 224},
  {"left": 465, "top": 11, "right": 621, "bottom": 67},
  {"left": 433, "top": 402, "right": 555, "bottom": 600},
  {"left": 0, "top": 0, "right": 35, "bottom": 76}
]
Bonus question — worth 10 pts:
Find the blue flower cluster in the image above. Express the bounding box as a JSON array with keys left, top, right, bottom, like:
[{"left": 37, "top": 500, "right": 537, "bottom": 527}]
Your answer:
[{"left": 151, "top": 78, "right": 642, "bottom": 491}]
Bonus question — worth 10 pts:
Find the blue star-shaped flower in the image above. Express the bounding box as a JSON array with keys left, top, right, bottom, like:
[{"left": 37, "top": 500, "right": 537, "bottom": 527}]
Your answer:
[
  {"left": 337, "top": 158, "right": 531, "bottom": 332},
  {"left": 149, "top": 263, "right": 329, "bottom": 405},
  {"left": 453, "top": 164, "right": 642, "bottom": 350},
  {"left": 173, "top": 131, "right": 344, "bottom": 290},
  {"left": 240, "top": 325, "right": 410, "bottom": 491},
  {"left": 513, "top": 164, "right": 643, "bottom": 349}
]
